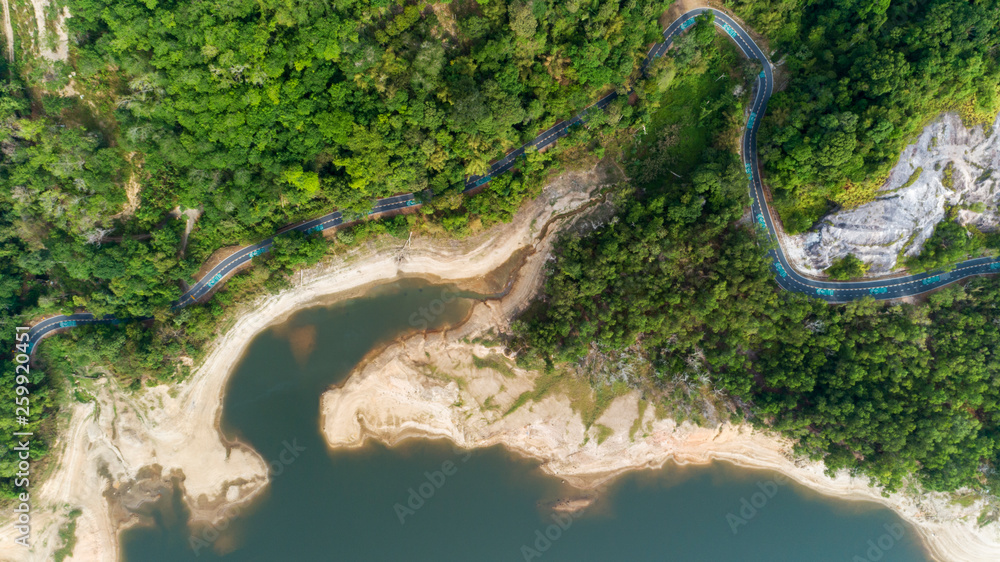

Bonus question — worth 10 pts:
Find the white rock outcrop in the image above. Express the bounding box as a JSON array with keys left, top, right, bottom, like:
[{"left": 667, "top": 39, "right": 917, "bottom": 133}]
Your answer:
[{"left": 784, "top": 111, "right": 1000, "bottom": 275}]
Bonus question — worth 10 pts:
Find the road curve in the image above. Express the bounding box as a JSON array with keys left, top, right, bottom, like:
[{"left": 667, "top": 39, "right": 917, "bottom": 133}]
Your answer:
[{"left": 24, "top": 8, "right": 1000, "bottom": 354}]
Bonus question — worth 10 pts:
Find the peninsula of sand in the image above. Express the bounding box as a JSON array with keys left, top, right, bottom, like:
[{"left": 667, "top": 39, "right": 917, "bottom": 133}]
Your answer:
[{"left": 1, "top": 164, "right": 998, "bottom": 562}]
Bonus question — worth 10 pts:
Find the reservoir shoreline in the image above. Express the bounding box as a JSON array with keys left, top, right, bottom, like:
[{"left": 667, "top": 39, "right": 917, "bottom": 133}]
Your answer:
[{"left": 0, "top": 164, "right": 996, "bottom": 561}]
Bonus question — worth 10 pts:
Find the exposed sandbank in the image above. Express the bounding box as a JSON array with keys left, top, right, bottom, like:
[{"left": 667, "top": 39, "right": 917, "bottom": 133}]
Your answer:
[
  {"left": 319, "top": 222, "right": 1000, "bottom": 562},
  {"left": 1, "top": 159, "right": 997, "bottom": 562},
  {"left": 0, "top": 167, "right": 609, "bottom": 562}
]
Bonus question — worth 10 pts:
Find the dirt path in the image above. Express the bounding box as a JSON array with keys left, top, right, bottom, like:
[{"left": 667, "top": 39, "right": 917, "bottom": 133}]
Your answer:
[
  {"left": 176, "top": 207, "right": 202, "bottom": 258},
  {"left": 29, "top": 0, "right": 69, "bottom": 61}
]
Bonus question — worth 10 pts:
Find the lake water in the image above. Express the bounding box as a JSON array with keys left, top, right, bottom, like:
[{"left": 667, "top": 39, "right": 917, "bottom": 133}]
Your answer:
[{"left": 121, "top": 280, "right": 929, "bottom": 561}]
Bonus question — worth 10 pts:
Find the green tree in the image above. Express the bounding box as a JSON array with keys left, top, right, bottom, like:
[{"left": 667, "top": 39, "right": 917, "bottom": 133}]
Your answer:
[{"left": 825, "top": 253, "right": 869, "bottom": 280}]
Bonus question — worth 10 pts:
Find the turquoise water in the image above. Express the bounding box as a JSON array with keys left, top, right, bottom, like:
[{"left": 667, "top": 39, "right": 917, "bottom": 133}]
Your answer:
[{"left": 121, "top": 280, "right": 929, "bottom": 561}]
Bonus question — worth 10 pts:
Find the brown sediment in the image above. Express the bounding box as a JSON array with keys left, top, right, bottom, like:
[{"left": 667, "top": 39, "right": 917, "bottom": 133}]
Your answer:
[
  {"left": 316, "top": 184, "right": 1000, "bottom": 562},
  {"left": 319, "top": 321, "right": 1000, "bottom": 562},
  {"left": 280, "top": 324, "right": 318, "bottom": 366},
  {"left": 0, "top": 165, "right": 610, "bottom": 562}
]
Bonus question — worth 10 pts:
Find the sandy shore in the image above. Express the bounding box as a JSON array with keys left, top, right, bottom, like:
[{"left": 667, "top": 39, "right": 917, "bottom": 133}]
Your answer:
[
  {"left": 0, "top": 166, "right": 610, "bottom": 561},
  {"left": 319, "top": 225, "right": 1000, "bottom": 561},
  {"left": 1, "top": 158, "right": 997, "bottom": 561},
  {"left": 319, "top": 333, "right": 999, "bottom": 561},
  {"left": 321, "top": 332, "right": 1000, "bottom": 561}
]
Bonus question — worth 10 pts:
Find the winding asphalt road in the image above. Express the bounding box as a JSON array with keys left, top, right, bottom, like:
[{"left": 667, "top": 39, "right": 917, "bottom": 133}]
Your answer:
[{"left": 24, "top": 8, "right": 1000, "bottom": 353}]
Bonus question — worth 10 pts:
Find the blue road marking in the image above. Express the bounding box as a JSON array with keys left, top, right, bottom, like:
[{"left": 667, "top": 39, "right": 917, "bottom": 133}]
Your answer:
[{"left": 26, "top": 8, "right": 1000, "bottom": 357}]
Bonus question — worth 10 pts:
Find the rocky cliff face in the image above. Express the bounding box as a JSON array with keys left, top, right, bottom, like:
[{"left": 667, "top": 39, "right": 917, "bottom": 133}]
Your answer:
[{"left": 784, "top": 111, "right": 1000, "bottom": 275}]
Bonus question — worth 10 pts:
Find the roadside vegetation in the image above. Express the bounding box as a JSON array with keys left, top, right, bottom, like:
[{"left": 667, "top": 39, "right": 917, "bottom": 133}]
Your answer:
[
  {"left": 2, "top": 0, "right": 999, "bottom": 516},
  {"left": 0, "top": 1, "right": 677, "bottom": 500},
  {"left": 514, "top": 21, "right": 1000, "bottom": 497},
  {"left": 1, "top": 0, "right": 673, "bottom": 323},
  {"left": 824, "top": 253, "right": 868, "bottom": 280},
  {"left": 722, "top": 0, "right": 1000, "bottom": 233},
  {"left": 906, "top": 208, "right": 992, "bottom": 274}
]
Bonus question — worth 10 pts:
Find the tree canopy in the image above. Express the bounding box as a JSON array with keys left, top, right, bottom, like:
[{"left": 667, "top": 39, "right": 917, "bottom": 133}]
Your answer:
[
  {"left": 516, "top": 24, "right": 1000, "bottom": 494},
  {"left": 725, "top": 0, "right": 1000, "bottom": 232}
]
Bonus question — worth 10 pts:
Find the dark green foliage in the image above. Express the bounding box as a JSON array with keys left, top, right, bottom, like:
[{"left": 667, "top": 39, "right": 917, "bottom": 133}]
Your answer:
[
  {"left": 744, "top": 283, "right": 1000, "bottom": 493},
  {"left": 825, "top": 253, "right": 869, "bottom": 280},
  {"left": 0, "top": 3, "right": 679, "bottom": 498},
  {"left": 517, "top": 22, "right": 1000, "bottom": 494},
  {"left": 725, "top": 0, "right": 1000, "bottom": 232},
  {"left": 521, "top": 177, "right": 1000, "bottom": 495},
  {"left": 907, "top": 218, "right": 981, "bottom": 274}
]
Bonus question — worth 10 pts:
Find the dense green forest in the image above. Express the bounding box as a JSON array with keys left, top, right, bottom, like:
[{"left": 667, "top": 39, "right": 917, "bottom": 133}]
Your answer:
[
  {"left": 1, "top": 0, "right": 671, "bottom": 323},
  {"left": 0, "top": 0, "right": 676, "bottom": 500},
  {"left": 723, "top": 0, "right": 1000, "bottom": 233},
  {"left": 3, "top": 0, "right": 1000, "bottom": 508},
  {"left": 0, "top": 0, "right": 681, "bottom": 403},
  {"left": 516, "top": 16, "right": 1000, "bottom": 495},
  {"left": 0, "top": 0, "right": 683, "bottom": 359}
]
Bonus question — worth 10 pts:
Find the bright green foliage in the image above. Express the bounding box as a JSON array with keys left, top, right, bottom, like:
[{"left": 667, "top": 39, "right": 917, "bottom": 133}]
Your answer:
[
  {"left": 825, "top": 253, "right": 869, "bottom": 280},
  {"left": 4, "top": 120, "right": 126, "bottom": 238},
  {"left": 0, "top": 73, "right": 196, "bottom": 320},
  {"left": 66, "top": 0, "right": 669, "bottom": 219},
  {"left": 0, "top": 2, "right": 688, "bottom": 421},
  {"left": 0, "top": 0, "right": 674, "bottom": 325},
  {"left": 0, "top": 82, "right": 30, "bottom": 314},
  {"left": 724, "top": 0, "right": 1000, "bottom": 232},
  {"left": 0, "top": 350, "right": 54, "bottom": 499},
  {"left": 268, "top": 232, "right": 327, "bottom": 271}
]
